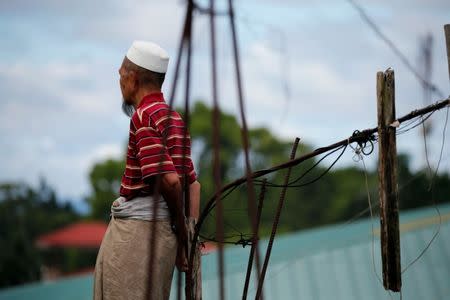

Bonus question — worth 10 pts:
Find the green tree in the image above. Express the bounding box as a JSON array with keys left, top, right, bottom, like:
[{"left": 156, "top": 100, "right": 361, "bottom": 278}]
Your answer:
[
  {"left": 86, "top": 159, "right": 125, "bottom": 221},
  {"left": 84, "top": 101, "right": 450, "bottom": 242},
  {"left": 187, "top": 102, "right": 304, "bottom": 236},
  {"left": 0, "top": 179, "right": 79, "bottom": 288}
]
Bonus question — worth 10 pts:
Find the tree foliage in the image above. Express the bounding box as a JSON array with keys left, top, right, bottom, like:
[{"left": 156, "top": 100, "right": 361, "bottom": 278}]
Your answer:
[
  {"left": 0, "top": 179, "right": 79, "bottom": 288},
  {"left": 86, "top": 159, "right": 125, "bottom": 222},
  {"left": 83, "top": 101, "right": 450, "bottom": 240},
  {"left": 2, "top": 101, "right": 450, "bottom": 289}
]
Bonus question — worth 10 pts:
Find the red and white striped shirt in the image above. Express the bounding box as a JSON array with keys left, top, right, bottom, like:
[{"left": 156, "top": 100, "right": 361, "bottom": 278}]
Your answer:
[{"left": 119, "top": 92, "right": 197, "bottom": 200}]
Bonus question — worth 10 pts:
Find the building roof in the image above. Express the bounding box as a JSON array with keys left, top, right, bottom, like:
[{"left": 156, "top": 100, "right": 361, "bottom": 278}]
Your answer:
[
  {"left": 36, "top": 221, "right": 108, "bottom": 249},
  {"left": 1, "top": 203, "right": 449, "bottom": 300}
]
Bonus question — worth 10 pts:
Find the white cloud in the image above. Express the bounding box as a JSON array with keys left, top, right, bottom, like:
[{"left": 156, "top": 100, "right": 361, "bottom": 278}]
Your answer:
[
  {"left": 0, "top": 59, "right": 128, "bottom": 199},
  {"left": 0, "top": 140, "right": 124, "bottom": 200},
  {"left": 89, "top": 143, "right": 124, "bottom": 164},
  {"left": 1, "top": 0, "right": 449, "bottom": 203}
]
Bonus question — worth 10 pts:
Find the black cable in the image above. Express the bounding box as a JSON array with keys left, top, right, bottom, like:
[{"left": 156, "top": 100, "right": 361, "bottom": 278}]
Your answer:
[
  {"left": 402, "top": 105, "right": 449, "bottom": 274},
  {"left": 201, "top": 145, "right": 348, "bottom": 245},
  {"left": 253, "top": 145, "right": 346, "bottom": 188},
  {"left": 288, "top": 144, "right": 347, "bottom": 188},
  {"left": 346, "top": 0, "right": 445, "bottom": 98},
  {"left": 197, "top": 102, "right": 449, "bottom": 248},
  {"left": 202, "top": 184, "right": 239, "bottom": 220},
  {"left": 396, "top": 111, "right": 436, "bottom": 135}
]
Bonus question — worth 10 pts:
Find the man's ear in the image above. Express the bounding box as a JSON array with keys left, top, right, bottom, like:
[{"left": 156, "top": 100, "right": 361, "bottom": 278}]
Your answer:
[
  {"left": 130, "top": 70, "right": 139, "bottom": 91},
  {"left": 127, "top": 70, "right": 139, "bottom": 93}
]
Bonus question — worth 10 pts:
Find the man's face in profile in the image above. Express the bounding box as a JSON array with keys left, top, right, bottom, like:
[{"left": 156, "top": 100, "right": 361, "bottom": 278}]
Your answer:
[{"left": 119, "top": 61, "right": 135, "bottom": 117}]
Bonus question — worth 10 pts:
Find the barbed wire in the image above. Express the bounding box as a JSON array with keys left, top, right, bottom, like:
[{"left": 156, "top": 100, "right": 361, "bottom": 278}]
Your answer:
[
  {"left": 198, "top": 98, "right": 449, "bottom": 248},
  {"left": 178, "top": 2, "right": 450, "bottom": 298},
  {"left": 198, "top": 105, "right": 447, "bottom": 300}
]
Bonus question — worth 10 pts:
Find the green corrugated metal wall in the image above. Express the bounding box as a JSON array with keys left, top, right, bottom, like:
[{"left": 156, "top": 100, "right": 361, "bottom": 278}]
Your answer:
[{"left": 1, "top": 204, "right": 449, "bottom": 300}]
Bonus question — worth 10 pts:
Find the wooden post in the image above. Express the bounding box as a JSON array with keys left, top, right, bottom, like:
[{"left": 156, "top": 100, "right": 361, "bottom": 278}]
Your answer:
[
  {"left": 376, "top": 69, "right": 401, "bottom": 292},
  {"left": 444, "top": 24, "right": 450, "bottom": 84}
]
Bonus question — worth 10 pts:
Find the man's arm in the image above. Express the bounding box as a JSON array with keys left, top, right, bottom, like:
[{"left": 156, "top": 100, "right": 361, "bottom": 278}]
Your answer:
[
  {"left": 158, "top": 172, "right": 196, "bottom": 272},
  {"left": 158, "top": 172, "right": 187, "bottom": 244},
  {"left": 188, "top": 181, "right": 201, "bottom": 220}
]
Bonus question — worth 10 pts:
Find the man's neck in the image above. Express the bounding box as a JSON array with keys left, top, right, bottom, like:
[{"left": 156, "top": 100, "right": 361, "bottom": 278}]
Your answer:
[{"left": 134, "top": 87, "right": 161, "bottom": 108}]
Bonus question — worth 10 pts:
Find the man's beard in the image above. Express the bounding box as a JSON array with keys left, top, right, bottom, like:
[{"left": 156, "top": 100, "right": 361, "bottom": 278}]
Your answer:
[{"left": 121, "top": 99, "right": 135, "bottom": 117}]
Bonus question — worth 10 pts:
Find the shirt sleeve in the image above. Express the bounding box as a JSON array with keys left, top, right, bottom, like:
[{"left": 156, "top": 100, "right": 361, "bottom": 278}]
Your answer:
[{"left": 133, "top": 111, "right": 177, "bottom": 180}]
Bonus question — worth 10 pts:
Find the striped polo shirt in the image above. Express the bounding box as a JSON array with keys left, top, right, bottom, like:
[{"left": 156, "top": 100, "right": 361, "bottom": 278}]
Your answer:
[{"left": 119, "top": 92, "right": 197, "bottom": 200}]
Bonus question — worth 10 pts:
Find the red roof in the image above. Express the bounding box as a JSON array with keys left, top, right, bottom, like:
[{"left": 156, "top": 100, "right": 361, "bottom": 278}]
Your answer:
[
  {"left": 36, "top": 221, "right": 219, "bottom": 254},
  {"left": 200, "top": 242, "right": 217, "bottom": 255},
  {"left": 36, "top": 221, "right": 108, "bottom": 249}
]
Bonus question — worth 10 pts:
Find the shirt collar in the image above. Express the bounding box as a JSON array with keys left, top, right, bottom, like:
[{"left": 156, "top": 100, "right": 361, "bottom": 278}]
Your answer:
[{"left": 137, "top": 92, "right": 165, "bottom": 109}]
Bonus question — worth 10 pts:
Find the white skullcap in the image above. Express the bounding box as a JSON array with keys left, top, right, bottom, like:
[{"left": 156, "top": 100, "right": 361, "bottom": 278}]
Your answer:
[{"left": 126, "top": 41, "right": 169, "bottom": 73}]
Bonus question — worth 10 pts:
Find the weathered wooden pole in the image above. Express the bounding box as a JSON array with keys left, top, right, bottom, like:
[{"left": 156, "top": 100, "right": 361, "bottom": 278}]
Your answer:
[
  {"left": 444, "top": 24, "right": 450, "bottom": 84},
  {"left": 376, "top": 69, "right": 401, "bottom": 292}
]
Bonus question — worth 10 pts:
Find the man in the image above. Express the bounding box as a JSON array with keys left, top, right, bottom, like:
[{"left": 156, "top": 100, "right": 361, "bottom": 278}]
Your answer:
[{"left": 93, "top": 41, "right": 201, "bottom": 300}]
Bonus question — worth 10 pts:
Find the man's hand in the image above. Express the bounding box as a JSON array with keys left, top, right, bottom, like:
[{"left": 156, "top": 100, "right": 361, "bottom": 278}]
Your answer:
[
  {"left": 176, "top": 220, "right": 189, "bottom": 247},
  {"left": 156, "top": 172, "right": 190, "bottom": 272},
  {"left": 176, "top": 243, "right": 188, "bottom": 272},
  {"left": 175, "top": 219, "right": 189, "bottom": 273}
]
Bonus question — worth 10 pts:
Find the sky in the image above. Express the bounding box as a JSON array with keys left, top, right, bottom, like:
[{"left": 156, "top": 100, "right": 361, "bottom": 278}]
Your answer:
[{"left": 0, "top": 0, "right": 449, "bottom": 211}]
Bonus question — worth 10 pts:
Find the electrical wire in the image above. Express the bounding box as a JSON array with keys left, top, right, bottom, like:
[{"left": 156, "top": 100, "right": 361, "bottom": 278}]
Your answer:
[
  {"left": 199, "top": 145, "right": 348, "bottom": 246},
  {"left": 253, "top": 145, "right": 346, "bottom": 188},
  {"left": 345, "top": 0, "right": 445, "bottom": 98},
  {"left": 359, "top": 153, "right": 394, "bottom": 300},
  {"left": 401, "top": 105, "right": 449, "bottom": 274},
  {"left": 199, "top": 104, "right": 449, "bottom": 246}
]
